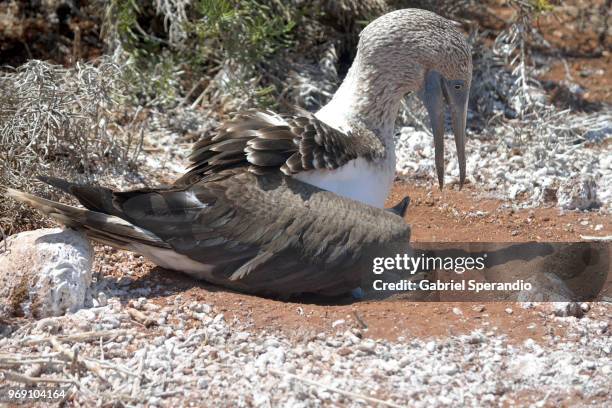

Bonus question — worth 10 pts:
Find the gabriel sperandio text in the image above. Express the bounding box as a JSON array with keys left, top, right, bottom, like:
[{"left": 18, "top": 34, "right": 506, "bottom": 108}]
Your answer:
[
  {"left": 371, "top": 279, "right": 533, "bottom": 292},
  {"left": 372, "top": 253, "right": 487, "bottom": 275}
]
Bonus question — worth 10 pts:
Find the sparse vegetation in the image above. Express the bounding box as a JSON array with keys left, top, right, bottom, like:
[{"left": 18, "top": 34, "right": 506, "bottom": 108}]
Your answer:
[
  {"left": 101, "top": 0, "right": 393, "bottom": 109},
  {"left": 0, "top": 58, "right": 142, "bottom": 234}
]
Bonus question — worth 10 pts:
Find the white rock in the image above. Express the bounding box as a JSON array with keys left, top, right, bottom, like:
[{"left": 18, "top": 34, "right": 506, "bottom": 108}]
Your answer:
[
  {"left": 331, "top": 319, "right": 345, "bottom": 328},
  {"left": 97, "top": 292, "right": 108, "bottom": 307},
  {"left": 557, "top": 176, "right": 600, "bottom": 210},
  {"left": 343, "top": 330, "right": 361, "bottom": 345},
  {"left": 0, "top": 228, "right": 93, "bottom": 318},
  {"left": 358, "top": 339, "right": 376, "bottom": 354},
  {"left": 234, "top": 332, "right": 250, "bottom": 342},
  {"left": 192, "top": 303, "right": 212, "bottom": 314},
  {"left": 382, "top": 359, "right": 399, "bottom": 374},
  {"left": 552, "top": 302, "right": 584, "bottom": 318},
  {"left": 196, "top": 378, "right": 209, "bottom": 389},
  {"left": 256, "top": 347, "right": 285, "bottom": 367},
  {"left": 440, "top": 364, "right": 459, "bottom": 375},
  {"left": 598, "top": 321, "right": 608, "bottom": 333},
  {"left": 394, "top": 115, "right": 611, "bottom": 211}
]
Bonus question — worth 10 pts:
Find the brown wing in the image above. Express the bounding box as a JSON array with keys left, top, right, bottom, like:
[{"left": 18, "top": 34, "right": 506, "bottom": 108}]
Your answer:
[
  {"left": 175, "top": 110, "right": 386, "bottom": 186},
  {"left": 31, "top": 172, "right": 409, "bottom": 297},
  {"left": 121, "top": 171, "right": 410, "bottom": 296}
]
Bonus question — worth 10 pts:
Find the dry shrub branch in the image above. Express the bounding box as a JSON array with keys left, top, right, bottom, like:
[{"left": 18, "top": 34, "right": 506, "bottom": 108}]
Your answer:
[{"left": 0, "top": 58, "right": 143, "bottom": 234}]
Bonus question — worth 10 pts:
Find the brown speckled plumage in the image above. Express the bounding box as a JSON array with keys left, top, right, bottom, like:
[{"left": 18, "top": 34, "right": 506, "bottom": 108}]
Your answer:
[{"left": 177, "top": 110, "right": 386, "bottom": 186}]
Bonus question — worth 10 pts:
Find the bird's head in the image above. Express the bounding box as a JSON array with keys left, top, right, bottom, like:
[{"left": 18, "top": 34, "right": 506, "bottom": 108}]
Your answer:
[{"left": 357, "top": 9, "right": 472, "bottom": 188}]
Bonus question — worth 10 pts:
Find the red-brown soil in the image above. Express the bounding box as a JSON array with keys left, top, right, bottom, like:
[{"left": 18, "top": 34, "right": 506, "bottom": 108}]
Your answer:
[
  {"left": 391, "top": 182, "right": 611, "bottom": 242},
  {"left": 105, "top": 182, "right": 610, "bottom": 347},
  {"left": 474, "top": 0, "right": 611, "bottom": 106}
]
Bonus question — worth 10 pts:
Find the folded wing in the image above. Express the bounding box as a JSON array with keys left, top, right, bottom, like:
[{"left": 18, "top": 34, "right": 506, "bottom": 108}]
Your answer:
[{"left": 176, "top": 110, "right": 386, "bottom": 186}]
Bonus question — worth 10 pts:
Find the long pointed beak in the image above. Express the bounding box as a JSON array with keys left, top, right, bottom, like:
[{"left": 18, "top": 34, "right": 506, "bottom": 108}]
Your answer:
[
  {"left": 419, "top": 71, "right": 445, "bottom": 189},
  {"left": 420, "top": 71, "right": 469, "bottom": 190},
  {"left": 449, "top": 94, "right": 467, "bottom": 189}
]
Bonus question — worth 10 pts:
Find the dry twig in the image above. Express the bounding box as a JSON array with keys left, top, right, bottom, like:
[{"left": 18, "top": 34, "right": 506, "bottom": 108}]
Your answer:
[
  {"left": 22, "top": 329, "right": 132, "bottom": 345},
  {"left": 270, "top": 368, "right": 404, "bottom": 408}
]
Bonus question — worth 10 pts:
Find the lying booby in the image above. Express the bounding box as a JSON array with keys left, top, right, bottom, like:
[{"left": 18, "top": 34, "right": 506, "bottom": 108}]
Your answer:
[{"left": 4, "top": 9, "right": 472, "bottom": 297}]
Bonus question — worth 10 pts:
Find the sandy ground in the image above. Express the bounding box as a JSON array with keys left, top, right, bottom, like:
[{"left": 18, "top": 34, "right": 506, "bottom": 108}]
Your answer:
[{"left": 391, "top": 183, "right": 611, "bottom": 241}]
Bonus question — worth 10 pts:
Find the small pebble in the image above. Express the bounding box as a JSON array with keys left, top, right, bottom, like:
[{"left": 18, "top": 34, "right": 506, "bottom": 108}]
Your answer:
[{"left": 331, "top": 319, "right": 345, "bottom": 328}]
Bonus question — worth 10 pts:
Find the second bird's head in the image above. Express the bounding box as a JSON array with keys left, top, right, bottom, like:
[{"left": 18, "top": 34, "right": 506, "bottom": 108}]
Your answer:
[{"left": 358, "top": 9, "right": 472, "bottom": 189}]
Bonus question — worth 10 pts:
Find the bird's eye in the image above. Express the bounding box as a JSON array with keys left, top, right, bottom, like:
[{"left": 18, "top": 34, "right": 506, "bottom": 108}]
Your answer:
[{"left": 454, "top": 84, "right": 462, "bottom": 90}]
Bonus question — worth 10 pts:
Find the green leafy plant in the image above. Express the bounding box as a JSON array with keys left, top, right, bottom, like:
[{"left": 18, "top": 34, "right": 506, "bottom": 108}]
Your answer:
[
  {"left": 528, "top": 0, "right": 554, "bottom": 14},
  {"left": 104, "top": 0, "right": 297, "bottom": 108},
  {"left": 193, "top": 0, "right": 295, "bottom": 61}
]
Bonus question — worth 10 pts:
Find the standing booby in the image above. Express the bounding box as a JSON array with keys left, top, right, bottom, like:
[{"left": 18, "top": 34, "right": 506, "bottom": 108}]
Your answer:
[
  {"left": 4, "top": 9, "right": 472, "bottom": 297},
  {"left": 181, "top": 8, "right": 472, "bottom": 204}
]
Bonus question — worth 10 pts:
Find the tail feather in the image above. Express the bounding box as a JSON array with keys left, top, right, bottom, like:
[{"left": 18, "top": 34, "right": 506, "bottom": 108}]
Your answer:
[
  {"left": 37, "top": 176, "right": 121, "bottom": 217},
  {"left": 5, "top": 187, "right": 170, "bottom": 250},
  {"left": 37, "top": 176, "right": 75, "bottom": 195}
]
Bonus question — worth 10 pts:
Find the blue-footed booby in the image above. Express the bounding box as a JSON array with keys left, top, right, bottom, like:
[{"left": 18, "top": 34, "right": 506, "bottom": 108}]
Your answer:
[{"left": 5, "top": 9, "right": 472, "bottom": 297}]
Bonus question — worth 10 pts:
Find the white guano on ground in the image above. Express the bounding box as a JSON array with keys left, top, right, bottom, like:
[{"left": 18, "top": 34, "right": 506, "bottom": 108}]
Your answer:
[
  {"left": 395, "top": 124, "right": 611, "bottom": 211},
  {"left": 0, "top": 297, "right": 609, "bottom": 406}
]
